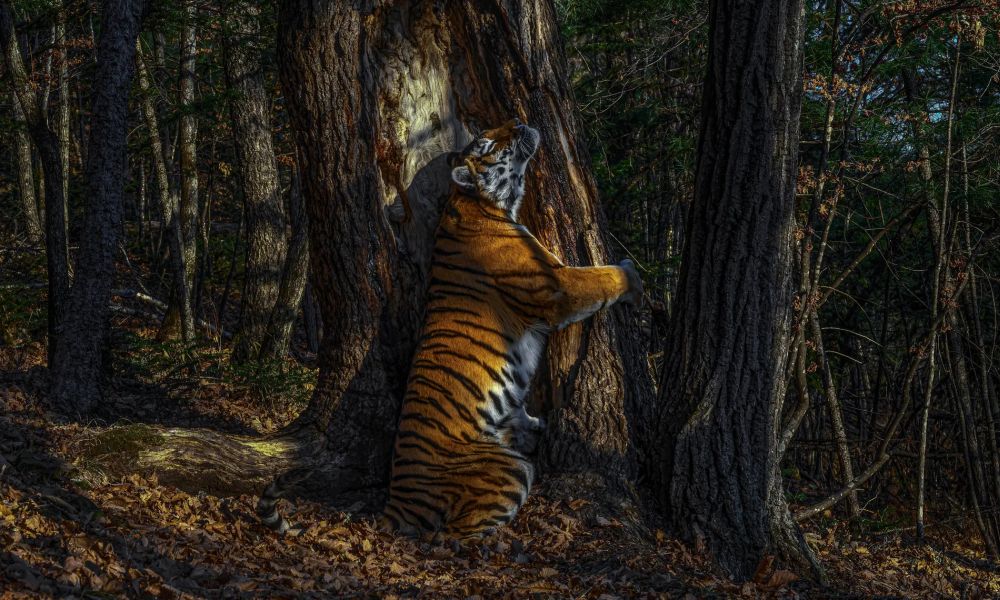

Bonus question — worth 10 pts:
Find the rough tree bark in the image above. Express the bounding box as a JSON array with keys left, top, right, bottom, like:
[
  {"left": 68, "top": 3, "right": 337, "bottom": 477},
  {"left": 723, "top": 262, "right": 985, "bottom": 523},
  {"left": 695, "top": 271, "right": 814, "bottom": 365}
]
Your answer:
[
  {"left": 223, "top": 1, "right": 288, "bottom": 363},
  {"left": 444, "top": 0, "right": 656, "bottom": 496},
  {"left": 49, "top": 0, "right": 146, "bottom": 413},
  {"left": 652, "top": 0, "right": 820, "bottom": 580},
  {"left": 275, "top": 0, "right": 408, "bottom": 495},
  {"left": 56, "top": 3, "right": 69, "bottom": 212}
]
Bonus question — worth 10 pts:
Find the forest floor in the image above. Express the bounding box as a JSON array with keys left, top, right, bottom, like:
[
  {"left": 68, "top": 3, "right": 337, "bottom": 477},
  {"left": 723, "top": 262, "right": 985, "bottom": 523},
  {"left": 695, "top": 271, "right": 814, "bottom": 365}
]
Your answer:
[{"left": 1, "top": 313, "right": 999, "bottom": 598}]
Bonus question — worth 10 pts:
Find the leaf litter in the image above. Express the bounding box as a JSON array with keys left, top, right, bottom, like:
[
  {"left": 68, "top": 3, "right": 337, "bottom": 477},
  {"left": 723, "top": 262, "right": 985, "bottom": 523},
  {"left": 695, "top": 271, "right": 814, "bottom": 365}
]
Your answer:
[{"left": 2, "top": 361, "right": 999, "bottom": 598}]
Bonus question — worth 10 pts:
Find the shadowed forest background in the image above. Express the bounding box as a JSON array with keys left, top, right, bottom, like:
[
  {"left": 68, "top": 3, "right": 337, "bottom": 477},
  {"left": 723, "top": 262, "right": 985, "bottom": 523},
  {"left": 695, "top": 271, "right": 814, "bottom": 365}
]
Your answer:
[{"left": 2, "top": 0, "right": 1000, "bottom": 597}]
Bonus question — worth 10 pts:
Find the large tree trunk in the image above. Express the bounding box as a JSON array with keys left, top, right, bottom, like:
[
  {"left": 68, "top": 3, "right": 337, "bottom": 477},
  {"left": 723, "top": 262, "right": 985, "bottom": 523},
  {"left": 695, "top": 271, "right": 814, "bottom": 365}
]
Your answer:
[
  {"left": 651, "top": 0, "right": 819, "bottom": 580},
  {"left": 223, "top": 2, "right": 288, "bottom": 363},
  {"left": 273, "top": 0, "right": 654, "bottom": 502},
  {"left": 276, "top": 0, "right": 409, "bottom": 495},
  {"left": 49, "top": 0, "right": 145, "bottom": 413}
]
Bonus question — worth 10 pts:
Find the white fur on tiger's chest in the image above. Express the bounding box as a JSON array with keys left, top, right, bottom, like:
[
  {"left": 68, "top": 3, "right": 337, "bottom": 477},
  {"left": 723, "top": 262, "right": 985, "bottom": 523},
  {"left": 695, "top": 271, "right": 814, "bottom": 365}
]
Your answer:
[
  {"left": 482, "top": 327, "right": 546, "bottom": 424},
  {"left": 511, "top": 329, "right": 544, "bottom": 390}
]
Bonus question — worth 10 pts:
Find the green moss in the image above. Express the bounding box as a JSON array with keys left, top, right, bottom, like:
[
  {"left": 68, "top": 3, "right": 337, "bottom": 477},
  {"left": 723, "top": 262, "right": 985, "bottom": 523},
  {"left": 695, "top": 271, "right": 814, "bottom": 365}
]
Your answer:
[
  {"left": 80, "top": 424, "right": 165, "bottom": 459},
  {"left": 242, "top": 438, "right": 294, "bottom": 458}
]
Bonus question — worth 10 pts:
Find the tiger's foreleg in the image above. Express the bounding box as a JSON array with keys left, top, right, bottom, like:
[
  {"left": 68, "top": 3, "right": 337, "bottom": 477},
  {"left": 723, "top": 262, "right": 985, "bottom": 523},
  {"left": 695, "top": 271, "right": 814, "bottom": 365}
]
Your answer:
[{"left": 549, "top": 259, "right": 643, "bottom": 328}]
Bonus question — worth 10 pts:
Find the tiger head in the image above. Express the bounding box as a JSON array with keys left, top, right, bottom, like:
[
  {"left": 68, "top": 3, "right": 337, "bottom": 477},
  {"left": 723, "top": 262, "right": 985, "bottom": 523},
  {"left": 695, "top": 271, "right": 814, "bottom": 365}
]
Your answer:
[{"left": 450, "top": 119, "right": 540, "bottom": 219}]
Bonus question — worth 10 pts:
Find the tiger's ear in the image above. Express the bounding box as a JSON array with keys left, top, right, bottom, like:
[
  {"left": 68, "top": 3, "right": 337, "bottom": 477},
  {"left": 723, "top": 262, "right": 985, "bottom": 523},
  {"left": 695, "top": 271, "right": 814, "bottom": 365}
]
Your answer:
[{"left": 451, "top": 166, "right": 477, "bottom": 192}]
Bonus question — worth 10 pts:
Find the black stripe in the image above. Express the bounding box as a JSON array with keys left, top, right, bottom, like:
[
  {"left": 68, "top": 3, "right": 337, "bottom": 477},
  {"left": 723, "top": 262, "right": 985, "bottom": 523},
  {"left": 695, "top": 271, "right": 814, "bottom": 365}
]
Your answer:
[
  {"left": 391, "top": 457, "right": 440, "bottom": 471},
  {"left": 426, "top": 305, "right": 481, "bottom": 319},
  {"left": 391, "top": 486, "right": 454, "bottom": 505},
  {"left": 488, "top": 390, "right": 505, "bottom": 415},
  {"left": 390, "top": 502, "right": 437, "bottom": 531},
  {"left": 420, "top": 328, "right": 511, "bottom": 361},
  {"left": 408, "top": 374, "right": 477, "bottom": 422},
  {"left": 412, "top": 360, "right": 484, "bottom": 401},
  {"left": 431, "top": 348, "right": 506, "bottom": 385},
  {"left": 502, "top": 465, "right": 530, "bottom": 489},
  {"left": 500, "top": 490, "right": 523, "bottom": 505},
  {"left": 452, "top": 319, "right": 517, "bottom": 344},
  {"left": 432, "top": 260, "right": 489, "bottom": 277},
  {"left": 402, "top": 394, "right": 454, "bottom": 422},
  {"left": 397, "top": 430, "right": 462, "bottom": 458},
  {"left": 398, "top": 410, "right": 458, "bottom": 439}
]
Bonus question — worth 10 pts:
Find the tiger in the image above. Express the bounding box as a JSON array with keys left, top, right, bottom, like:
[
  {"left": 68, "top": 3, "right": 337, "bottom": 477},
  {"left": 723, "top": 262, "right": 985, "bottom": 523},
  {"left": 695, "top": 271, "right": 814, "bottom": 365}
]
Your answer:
[{"left": 257, "top": 118, "right": 643, "bottom": 541}]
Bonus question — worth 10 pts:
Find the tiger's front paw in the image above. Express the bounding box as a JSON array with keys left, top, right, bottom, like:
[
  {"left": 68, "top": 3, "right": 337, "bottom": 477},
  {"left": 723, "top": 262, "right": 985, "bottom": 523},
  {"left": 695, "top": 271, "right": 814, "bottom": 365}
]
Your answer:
[{"left": 619, "top": 259, "right": 644, "bottom": 306}]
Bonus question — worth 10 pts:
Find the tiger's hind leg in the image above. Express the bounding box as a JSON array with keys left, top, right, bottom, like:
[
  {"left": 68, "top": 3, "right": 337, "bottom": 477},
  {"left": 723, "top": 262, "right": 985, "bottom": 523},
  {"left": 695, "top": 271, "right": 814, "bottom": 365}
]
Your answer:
[{"left": 441, "top": 452, "right": 534, "bottom": 539}]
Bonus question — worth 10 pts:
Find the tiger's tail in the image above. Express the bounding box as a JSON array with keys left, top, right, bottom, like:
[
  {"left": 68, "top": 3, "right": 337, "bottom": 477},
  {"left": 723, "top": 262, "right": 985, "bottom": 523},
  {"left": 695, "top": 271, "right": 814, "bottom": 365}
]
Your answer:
[{"left": 256, "top": 467, "right": 313, "bottom": 533}]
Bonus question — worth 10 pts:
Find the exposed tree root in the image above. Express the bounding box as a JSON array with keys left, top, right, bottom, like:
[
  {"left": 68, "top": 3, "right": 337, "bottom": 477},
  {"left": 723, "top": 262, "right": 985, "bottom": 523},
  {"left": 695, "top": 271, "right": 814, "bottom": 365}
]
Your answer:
[{"left": 72, "top": 424, "right": 316, "bottom": 497}]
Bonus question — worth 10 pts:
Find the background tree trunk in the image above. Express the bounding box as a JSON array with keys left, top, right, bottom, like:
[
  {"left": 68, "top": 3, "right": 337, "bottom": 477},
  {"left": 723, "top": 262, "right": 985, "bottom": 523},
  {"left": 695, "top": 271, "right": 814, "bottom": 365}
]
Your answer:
[
  {"left": 260, "top": 164, "right": 309, "bottom": 360},
  {"left": 224, "top": 1, "right": 287, "bottom": 363},
  {"left": 56, "top": 3, "right": 69, "bottom": 215},
  {"left": 178, "top": 0, "right": 200, "bottom": 323},
  {"left": 10, "top": 92, "right": 42, "bottom": 243},
  {"left": 1, "top": 2, "right": 70, "bottom": 366},
  {"left": 49, "top": 0, "right": 145, "bottom": 413},
  {"left": 652, "top": 0, "right": 819, "bottom": 580},
  {"left": 136, "top": 47, "right": 195, "bottom": 342}
]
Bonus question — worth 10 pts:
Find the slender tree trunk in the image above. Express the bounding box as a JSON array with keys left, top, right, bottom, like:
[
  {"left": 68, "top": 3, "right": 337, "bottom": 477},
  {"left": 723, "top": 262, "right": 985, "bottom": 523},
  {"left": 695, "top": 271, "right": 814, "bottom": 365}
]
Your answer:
[
  {"left": 1, "top": 2, "right": 70, "bottom": 366},
  {"left": 223, "top": 1, "right": 287, "bottom": 363},
  {"left": 49, "top": 0, "right": 146, "bottom": 413},
  {"left": 178, "top": 0, "right": 200, "bottom": 319},
  {"left": 652, "top": 0, "right": 819, "bottom": 580},
  {"left": 56, "top": 4, "right": 69, "bottom": 209},
  {"left": 136, "top": 47, "right": 195, "bottom": 342},
  {"left": 10, "top": 92, "right": 42, "bottom": 242},
  {"left": 260, "top": 164, "right": 309, "bottom": 360},
  {"left": 808, "top": 313, "right": 861, "bottom": 520}
]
